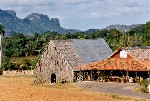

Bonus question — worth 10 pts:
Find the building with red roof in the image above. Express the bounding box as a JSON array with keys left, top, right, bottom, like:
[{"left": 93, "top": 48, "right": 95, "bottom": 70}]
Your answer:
[{"left": 75, "top": 47, "right": 150, "bottom": 82}]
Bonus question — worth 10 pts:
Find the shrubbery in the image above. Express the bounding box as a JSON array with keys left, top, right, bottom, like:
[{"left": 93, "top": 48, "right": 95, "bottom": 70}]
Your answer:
[
  {"left": 1, "top": 22, "right": 150, "bottom": 70},
  {"left": 139, "top": 79, "right": 150, "bottom": 93},
  {"left": 1, "top": 57, "right": 37, "bottom": 71}
]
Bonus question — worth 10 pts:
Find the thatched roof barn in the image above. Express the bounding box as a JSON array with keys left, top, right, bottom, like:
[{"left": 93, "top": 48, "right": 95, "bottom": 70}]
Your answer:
[{"left": 34, "top": 38, "right": 112, "bottom": 83}]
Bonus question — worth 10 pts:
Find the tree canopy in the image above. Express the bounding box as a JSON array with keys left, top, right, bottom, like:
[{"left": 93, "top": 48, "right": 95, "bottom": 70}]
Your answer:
[
  {"left": 0, "top": 24, "right": 5, "bottom": 36},
  {"left": 1, "top": 22, "right": 150, "bottom": 70}
]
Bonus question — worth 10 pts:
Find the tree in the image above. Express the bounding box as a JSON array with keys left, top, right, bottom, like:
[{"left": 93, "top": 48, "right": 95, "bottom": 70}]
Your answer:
[
  {"left": 0, "top": 24, "right": 5, "bottom": 68},
  {"left": 0, "top": 25, "right": 5, "bottom": 36},
  {"left": 142, "top": 22, "right": 150, "bottom": 46},
  {"left": 64, "top": 32, "right": 73, "bottom": 39},
  {"left": 117, "top": 33, "right": 128, "bottom": 48}
]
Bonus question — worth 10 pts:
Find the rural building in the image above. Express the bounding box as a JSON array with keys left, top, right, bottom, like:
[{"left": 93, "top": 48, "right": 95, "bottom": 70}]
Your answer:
[
  {"left": 34, "top": 38, "right": 112, "bottom": 83},
  {"left": 76, "top": 46, "right": 150, "bottom": 82}
]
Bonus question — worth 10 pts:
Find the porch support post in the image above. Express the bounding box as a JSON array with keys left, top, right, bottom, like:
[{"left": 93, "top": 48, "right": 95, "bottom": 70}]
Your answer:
[
  {"left": 126, "top": 71, "right": 129, "bottom": 82},
  {"left": 135, "top": 71, "right": 138, "bottom": 83},
  {"left": 98, "top": 70, "right": 100, "bottom": 79},
  {"left": 120, "top": 71, "right": 124, "bottom": 76},
  {"left": 135, "top": 72, "right": 138, "bottom": 79},
  {"left": 84, "top": 71, "right": 86, "bottom": 80},
  {"left": 91, "top": 70, "right": 92, "bottom": 80},
  {"left": 126, "top": 71, "right": 129, "bottom": 76}
]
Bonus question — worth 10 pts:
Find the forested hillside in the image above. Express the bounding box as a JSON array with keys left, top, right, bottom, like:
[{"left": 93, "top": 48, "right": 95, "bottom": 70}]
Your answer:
[
  {"left": 0, "top": 9, "right": 141, "bottom": 36},
  {"left": 0, "top": 9, "right": 78, "bottom": 35},
  {"left": 1, "top": 21, "right": 150, "bottom": 70}
]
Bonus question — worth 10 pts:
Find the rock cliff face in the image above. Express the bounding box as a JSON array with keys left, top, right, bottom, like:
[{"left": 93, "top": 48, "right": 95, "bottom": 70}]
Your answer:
[
  {"left": 4, "top": 10, "right": 16, "bottom": 17},
  {"left": 0, "top": 9, "right": 78, "bottom": 36}
]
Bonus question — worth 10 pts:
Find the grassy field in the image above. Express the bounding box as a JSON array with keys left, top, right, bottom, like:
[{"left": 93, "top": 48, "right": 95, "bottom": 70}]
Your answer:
[{"left": 0, "top": 76, "right": 148, "bottom": 101}]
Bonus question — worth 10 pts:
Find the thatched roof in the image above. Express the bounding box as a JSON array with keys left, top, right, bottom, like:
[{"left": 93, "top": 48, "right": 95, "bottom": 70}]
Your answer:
[
  {"left": 52, "top": 38, "right": 112, "bottom": 67},
  {"left": 124, "top": 46, "right": 150, "bottom": 60}
]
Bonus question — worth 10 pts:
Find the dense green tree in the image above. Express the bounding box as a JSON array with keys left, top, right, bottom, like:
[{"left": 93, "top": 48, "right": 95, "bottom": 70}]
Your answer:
[
  {"left": 1, "top": 22, "right": 150, "bottom": 70},
  {"left": 0, "top": 24, "right": 5, "bottom": 36},
  {"left": 141, "top": 22, "right": 150, "bottom": 45},
  {"left": 1, "top": 58, "right": 16, "bottom": 70}
]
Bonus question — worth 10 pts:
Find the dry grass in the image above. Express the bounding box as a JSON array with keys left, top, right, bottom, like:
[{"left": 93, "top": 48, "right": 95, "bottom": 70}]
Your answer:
[{"left": 0, "top": 76, "right": 148, "bottom": 101}]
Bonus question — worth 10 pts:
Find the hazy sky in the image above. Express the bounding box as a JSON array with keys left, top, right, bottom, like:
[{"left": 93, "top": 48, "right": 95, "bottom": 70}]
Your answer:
[{"left": 0, "top": 0, "right": 150, "bottom": 31}]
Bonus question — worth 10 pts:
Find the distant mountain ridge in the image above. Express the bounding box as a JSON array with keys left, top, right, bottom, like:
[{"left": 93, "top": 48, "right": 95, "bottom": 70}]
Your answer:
[
  {"left": 0, "top": 9, "right": 78, "bottom": 36},
  {"left": 84, "top": 24, "right": 141, "bottom": 34},
  {"left": 104, "top": 24, "right": 141, "bottom": 31},
  {"left": 0, "top": 9, "right": 141, "bottom": 36}
]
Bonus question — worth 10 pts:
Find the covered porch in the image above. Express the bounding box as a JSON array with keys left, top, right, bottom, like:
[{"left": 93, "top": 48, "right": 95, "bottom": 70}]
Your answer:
[
  {"left": 74, "top": 70, "right": 150, "bottom": 83},
  {"left": 74, "top": 58, "right": 150, "bottom": 83}
]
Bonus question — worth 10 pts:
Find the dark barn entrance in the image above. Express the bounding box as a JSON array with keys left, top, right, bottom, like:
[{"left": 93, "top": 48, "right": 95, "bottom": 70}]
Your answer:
[{"left": 51, "top": 73, "right": 56, "bottom": 83}]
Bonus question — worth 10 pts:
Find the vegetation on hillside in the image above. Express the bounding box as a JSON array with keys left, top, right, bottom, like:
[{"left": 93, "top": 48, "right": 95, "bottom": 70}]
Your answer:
[
  {"left": 0, "top": 9, "right": 78, "bottom": 35},
  {"left": 1, "top": 21, "right": 150, "bottom": 70}
]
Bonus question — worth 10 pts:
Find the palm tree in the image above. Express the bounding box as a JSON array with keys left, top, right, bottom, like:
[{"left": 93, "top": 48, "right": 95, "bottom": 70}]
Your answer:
[
  {"left": 0, "top": 24, "right": 5, "bottom": 68},
  {"left": 0, "top": 25, "right": 5, "bottom": 35}
]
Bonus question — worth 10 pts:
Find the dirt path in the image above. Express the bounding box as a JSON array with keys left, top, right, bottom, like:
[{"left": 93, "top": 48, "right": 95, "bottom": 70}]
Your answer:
[
  {"left": 0, "top": 76, "right": 143, "bottom": 101},
  {"left": 74, "top": 81, "right": 150, "bottom": 100}
]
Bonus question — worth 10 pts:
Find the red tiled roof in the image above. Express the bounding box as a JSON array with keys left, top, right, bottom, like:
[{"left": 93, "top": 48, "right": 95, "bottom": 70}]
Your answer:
[
  {"left": 143, "top": 60, "right": 150, "bottom": 67},
  {"left": 75, "top": 58, "right": 150, "bottom": 71}
]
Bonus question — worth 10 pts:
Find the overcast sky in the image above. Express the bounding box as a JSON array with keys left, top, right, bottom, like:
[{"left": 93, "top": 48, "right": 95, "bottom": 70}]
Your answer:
[{"left": 0, "top": 0, "right": 150, "bottom": 31}]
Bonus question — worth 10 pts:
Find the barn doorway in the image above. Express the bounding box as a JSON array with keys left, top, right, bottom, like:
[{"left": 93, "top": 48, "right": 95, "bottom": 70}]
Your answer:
[{"left": 51, "top": 73, "right": 56, "bottom": 83}]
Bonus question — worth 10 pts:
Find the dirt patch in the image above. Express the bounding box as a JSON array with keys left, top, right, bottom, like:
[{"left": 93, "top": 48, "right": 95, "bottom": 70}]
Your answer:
[{"left": 0, "top": 76, "right": 146, "bottom": 101}]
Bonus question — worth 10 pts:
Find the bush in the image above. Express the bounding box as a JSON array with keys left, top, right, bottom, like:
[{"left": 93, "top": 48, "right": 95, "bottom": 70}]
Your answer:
[
  {"left": 139, "top": 79, "right": 150, "bottom": 93},
  {"left": 1, "top": 58, "right": 17, "bottom": 70}
]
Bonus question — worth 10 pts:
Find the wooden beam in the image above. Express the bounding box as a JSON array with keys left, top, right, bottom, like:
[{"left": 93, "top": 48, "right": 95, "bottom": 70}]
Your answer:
[
  {"left": 98, "top": 70, "right": 100, "bottom": 79},
  {"left": 84, "top": 71, "right": 85, "bottom": 80},
  {"left": 91, "top": 70, "right": 92, "bottom": 80}
]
